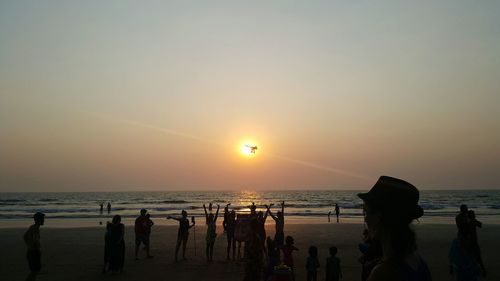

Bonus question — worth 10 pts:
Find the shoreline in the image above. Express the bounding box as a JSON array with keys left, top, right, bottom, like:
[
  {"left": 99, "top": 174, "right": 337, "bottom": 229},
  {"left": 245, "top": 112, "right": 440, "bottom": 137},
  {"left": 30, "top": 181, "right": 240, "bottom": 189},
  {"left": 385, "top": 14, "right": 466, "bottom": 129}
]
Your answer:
[{"left": 2, "top": 215, "right": 499, "bottom": 229}]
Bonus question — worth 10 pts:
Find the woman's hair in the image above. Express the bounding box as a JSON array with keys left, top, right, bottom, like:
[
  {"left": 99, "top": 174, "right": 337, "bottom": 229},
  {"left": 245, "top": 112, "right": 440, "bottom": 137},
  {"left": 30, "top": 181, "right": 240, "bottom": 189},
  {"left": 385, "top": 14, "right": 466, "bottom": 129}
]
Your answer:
[
  {"left": 285, "top": 235, "right": 294, "bottom": 245},
  {"left": 112, "top": 215, "right": 121, "bottom": 224},
  {"left": 370, "top": 202, "right": 422, "bottom": 258},
  {"left": 308, "top": 246, "right": 318, "bottom": 258}
]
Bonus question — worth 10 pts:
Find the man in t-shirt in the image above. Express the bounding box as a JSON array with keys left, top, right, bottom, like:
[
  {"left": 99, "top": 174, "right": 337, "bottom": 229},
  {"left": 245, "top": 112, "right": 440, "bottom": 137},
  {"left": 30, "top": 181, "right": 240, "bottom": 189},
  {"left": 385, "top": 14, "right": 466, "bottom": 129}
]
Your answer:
[
  {"left": 135, "top": 209, "right": 153, "bottom": 259},
  {"left": 24, "top": 212, "right": 45, "bottom": 281}
]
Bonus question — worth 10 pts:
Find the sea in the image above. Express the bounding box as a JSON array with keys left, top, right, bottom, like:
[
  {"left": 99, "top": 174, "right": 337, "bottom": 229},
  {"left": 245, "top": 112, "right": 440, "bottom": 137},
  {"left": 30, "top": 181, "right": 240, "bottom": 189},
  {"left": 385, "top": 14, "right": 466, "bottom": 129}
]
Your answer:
[{"left": 1, "top": 190, "right": 500, "bottom": 227}]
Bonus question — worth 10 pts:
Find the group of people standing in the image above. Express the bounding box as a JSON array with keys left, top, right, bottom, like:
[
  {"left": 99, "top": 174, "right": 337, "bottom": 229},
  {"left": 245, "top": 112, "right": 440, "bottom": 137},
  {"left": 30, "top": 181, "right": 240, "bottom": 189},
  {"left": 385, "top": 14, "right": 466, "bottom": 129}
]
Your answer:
[
  {"left": 23, "top": 176, "right": 488, "bottom": 281},
  {"left": 99, "top": 202, "right": 112, "bottom": 214}
]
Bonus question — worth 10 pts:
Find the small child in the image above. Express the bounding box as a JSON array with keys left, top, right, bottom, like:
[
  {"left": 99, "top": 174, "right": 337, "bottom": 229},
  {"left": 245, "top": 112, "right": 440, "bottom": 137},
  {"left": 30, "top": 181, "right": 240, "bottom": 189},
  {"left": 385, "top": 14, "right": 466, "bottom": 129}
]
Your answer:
[
  {"left": 326, "top": 246, "right": 342, "bottom": 281},
  {"left": 306, "top": 246, "right": 320, "bottom": 281},
  {"left": 281, "top": 235, "right": 299, "bottom": 280}
]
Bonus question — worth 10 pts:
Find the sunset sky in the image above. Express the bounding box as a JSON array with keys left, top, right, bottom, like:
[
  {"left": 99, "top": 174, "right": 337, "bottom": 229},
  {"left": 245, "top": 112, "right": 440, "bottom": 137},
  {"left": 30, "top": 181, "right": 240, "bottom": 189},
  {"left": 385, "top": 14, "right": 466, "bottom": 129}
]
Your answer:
[{"left": 1, "top": 1, "right": 499, "bottom": 192}]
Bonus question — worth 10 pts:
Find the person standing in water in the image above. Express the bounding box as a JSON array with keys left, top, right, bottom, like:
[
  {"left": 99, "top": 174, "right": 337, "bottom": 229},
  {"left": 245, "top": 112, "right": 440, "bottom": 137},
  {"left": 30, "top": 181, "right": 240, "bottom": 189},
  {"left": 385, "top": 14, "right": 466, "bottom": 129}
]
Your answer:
[
  {"left": 358, "top": 176, "right": 431, "bottom": 281},
  {"left": 100, "top": 203, "right": 104, "bottom": 214},
  {"left": 328, "top": 211, "right": 332, "bottom": 223},
  {"left": 335, "top": 204, "right": 340, "bottom": 223},
  {"left": 167, "top": 210, "right": 195, "bottom": 262},
  {"left": 107, "top": 202, "right": 111, "bottom": 214},
  {"left": 24, "top": 212, "right": 45, "bottom": 281}
]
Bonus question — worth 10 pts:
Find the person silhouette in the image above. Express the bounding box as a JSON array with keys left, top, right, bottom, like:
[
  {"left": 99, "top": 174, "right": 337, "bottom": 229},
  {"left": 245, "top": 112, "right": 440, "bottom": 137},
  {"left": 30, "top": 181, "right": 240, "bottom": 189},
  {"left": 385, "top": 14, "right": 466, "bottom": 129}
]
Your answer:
[
  {"left": 467, "top": 210, "right": 486, "bottom": 276},
  {"left": 266, "top": 201, "right": 285, "bottom": 246},
  {"left": 135, "top": 209, "right": 153, "bottom": 259},
  {"left": 203, "top": 203, "right": 220, "bottom": 262},
  {"left": 167, "top": 210, "right": 195, "bottom": 262},
  {"left": 326, "top": 246, "right": 342, "bottom": 281},
  {"left": 358, "top": 176, "right": 431, "bottom": 281},
  {"left": 281, "top": 235, "right": 299, "bottom": 281},
  {"left": 243, "top": 219, "right": 264, "bottom": 281},
  {"left": 264, "top": 236, "right": 280, "bottom": 281},
  {"left": 24, "top": 212, "right": 45, "bottom": 281},
  {"left": 107, "top": 215, "right": 125, "bottom": 273},
  {"left": 306, "top": 246, "right": 320, "bottom": 281},
  {"left": 455, "top": 204, "right": 469, "bottom": 237},
  {"left": 335, "top": 204, "right": 340, "bottom": 223},
  {"left": 99, "top": 203, "right": 104, "bottom": 214},
  {"left": 223, "top": 208, "right": 237, "bottom": 260},
  {"left": 107, "top": 202, "right": 111, "bottom": 214},
  {"left": 223, "top": 203, "right": 230, "bottom": 233}
]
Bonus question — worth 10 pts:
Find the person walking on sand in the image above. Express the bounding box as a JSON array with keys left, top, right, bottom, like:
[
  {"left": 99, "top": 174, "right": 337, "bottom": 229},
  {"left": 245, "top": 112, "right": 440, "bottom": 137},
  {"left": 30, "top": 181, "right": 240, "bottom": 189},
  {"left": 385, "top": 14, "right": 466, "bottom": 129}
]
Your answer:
[
  {"left": 326, "top": 246, "right": 342, "bottom": 281},
  {"left": 335, "top": 204, "right": 340, "bottom": 223},
  {"left": 306, "top": 246, "right": 320, "bottom": 281},
  {"left": 203, "top": 203, "right": 220, "bottom": 262},
  {"left": 358, "top": 176, "right": 431, "bottom": 281},
  {"left": 266, "top": 201, "right": 285, "bottom": 246},
  {"left": 24, "top": 212, "right": 45, "bottom": 281},
  {"left": 328, "top": 211, "right": 331, "bottom": 223},
  {"left": 135, "top": 209, "right": 153, "bottom": 260},
  {"left": 167, "top": 210, "right": 195, "bottom": 262}
]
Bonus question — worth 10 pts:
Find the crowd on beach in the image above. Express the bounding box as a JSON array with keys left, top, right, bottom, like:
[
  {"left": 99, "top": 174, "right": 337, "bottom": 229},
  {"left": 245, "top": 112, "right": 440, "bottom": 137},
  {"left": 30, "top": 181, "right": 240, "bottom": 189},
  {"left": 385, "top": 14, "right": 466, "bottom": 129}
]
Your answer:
[{"left": 22, "top": 176, "right": 487, "bottom": 281}]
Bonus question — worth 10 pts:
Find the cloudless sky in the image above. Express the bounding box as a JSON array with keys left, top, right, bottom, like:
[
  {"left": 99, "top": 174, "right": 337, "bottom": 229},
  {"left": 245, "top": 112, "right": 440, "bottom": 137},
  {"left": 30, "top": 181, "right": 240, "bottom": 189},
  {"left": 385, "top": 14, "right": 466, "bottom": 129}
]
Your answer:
[{"left": 1, "top": 1, "right": 499, "bottom": 191}]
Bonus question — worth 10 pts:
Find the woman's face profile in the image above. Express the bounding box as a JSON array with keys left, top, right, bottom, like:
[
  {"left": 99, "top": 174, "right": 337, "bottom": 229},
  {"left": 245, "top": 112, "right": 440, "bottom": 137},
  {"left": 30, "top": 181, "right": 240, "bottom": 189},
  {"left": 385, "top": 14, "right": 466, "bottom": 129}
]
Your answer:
[{"left": 363, "top": 203, "right": 381, "bottom": 239}]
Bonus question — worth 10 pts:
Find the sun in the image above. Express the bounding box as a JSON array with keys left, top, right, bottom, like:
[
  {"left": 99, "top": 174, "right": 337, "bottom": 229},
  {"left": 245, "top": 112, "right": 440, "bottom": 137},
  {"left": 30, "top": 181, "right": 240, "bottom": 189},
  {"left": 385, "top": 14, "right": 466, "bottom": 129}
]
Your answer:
[{"left": 240, "top": 141, "right": 258, "bottom": 156}]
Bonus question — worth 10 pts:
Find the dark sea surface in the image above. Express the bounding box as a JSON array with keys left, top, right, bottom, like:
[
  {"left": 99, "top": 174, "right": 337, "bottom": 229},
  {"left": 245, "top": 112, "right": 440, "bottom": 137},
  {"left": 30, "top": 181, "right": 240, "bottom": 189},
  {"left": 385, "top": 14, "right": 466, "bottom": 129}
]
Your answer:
[{"left": 1, "top": 190, "right": 499, "bottom": 226}]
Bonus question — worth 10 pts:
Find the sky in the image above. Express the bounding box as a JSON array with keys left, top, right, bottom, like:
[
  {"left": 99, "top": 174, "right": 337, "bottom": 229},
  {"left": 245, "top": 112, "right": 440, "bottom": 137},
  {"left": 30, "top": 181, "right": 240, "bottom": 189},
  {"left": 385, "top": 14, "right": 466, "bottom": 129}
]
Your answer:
[{"left": 1, "top": 1, "right": 499, "bottom": 192}]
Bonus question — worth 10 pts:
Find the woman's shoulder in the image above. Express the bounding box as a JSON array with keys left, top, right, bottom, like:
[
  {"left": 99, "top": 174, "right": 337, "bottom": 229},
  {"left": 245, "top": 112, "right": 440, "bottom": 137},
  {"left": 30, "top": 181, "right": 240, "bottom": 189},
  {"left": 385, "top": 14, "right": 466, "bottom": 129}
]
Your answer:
[
  {"left": 367, "top": 261, "right": 399, "bottom": 281},
  {"left": 368, "top": 254, "right": 431, "bottom": 281}
]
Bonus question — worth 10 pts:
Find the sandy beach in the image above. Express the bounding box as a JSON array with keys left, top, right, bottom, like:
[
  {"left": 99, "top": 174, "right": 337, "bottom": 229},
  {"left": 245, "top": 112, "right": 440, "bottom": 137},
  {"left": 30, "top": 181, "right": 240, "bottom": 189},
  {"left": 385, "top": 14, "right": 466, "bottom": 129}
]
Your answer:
[{"left": 1, "top": 223, "right": 499, "bottom": 281}]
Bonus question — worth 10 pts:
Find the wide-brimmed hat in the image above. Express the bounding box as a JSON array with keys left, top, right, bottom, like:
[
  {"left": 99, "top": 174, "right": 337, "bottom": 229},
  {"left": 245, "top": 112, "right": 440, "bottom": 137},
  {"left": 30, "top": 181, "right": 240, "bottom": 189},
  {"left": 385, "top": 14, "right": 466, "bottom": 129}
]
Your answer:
[{"left": 358, "top": 176, "right": 422, "bottom": 219}]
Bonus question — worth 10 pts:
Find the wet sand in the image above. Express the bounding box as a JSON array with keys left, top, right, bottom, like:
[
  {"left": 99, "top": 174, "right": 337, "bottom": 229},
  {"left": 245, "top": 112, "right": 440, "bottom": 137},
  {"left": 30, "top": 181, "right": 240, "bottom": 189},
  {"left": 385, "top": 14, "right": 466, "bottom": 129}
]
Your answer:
[{"left": 1, "top": 223, "right": 499, "bottom": 281}]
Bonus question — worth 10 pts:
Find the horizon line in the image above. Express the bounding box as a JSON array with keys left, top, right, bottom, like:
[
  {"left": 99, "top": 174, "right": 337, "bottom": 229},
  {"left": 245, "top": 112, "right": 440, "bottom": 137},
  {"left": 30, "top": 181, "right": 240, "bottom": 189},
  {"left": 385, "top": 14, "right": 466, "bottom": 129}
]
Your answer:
[{"left": 1, "top": 188, "right": 500, "bottom": 193}]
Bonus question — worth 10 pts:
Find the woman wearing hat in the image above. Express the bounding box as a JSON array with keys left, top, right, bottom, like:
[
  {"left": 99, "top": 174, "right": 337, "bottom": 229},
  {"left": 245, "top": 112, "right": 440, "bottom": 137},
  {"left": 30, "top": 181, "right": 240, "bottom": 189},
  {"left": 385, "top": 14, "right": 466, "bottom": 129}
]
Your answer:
[{"left": 358, "top": 176, "right": 432, "bottom": 281}]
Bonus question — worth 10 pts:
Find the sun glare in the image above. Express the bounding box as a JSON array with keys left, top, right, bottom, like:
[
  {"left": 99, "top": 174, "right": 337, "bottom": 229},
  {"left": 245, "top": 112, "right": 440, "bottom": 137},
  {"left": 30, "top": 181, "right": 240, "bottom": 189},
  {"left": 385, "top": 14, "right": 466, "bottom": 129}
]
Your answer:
[{"left": 240, "top": 141, "right": 258, "bottom": 157}]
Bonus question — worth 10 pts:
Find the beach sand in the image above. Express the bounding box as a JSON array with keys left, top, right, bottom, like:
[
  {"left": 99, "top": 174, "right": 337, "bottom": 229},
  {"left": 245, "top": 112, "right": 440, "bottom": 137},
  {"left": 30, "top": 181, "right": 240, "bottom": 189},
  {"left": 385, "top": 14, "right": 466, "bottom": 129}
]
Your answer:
[{"left": 1, "top": 223, "right": 499, "bottom": 281}]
